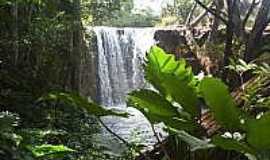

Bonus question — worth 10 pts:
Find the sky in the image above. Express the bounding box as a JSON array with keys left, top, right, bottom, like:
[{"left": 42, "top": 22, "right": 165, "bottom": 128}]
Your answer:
[{"left": 133, "top": 0, "right": 173, "bottom": 15}]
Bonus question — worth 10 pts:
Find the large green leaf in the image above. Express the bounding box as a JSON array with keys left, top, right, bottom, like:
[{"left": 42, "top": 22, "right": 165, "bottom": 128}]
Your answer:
[
  {"left": 169, "top": 128, "right": 215, "bottom": 151},
  {"left": 212, "top": 135, "right": 255, "bottom": 155},
  {"left": 30, "top": 144, "right": 74, "bottom": 158},
  {"left": 145, "top": 46, "right": 199, "bottom": 116},
  {"left": 38, "top": 92, "right": 128, "bottom": 117},
  {"left": 247, "top": 113, "right": 270, "bottom": 150},
  {"left": 128, "top": 89, "right": 195, "bottom": 131},
  {"left": 200, "top": 77, "right": 241, "bottom": 130},
  {"left": 128, "top": 89, "right": 177, "bottom": 119},
  {"left": 162, "top": 74, "right": 199, "bottom": 116}
]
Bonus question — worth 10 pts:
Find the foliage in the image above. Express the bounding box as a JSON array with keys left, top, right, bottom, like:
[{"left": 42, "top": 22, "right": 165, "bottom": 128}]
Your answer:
[
  {"left": 0, "top": 111, "right": 75, "bottom": 160},
  {"left": 39, "top": 91, "right": 128, "bottom": 117},
  {"left": 0, "top": 91, "right": 131, "bottom": 160},
  {"left": 200, "top": 77, "right": 242, "bottom": 130},
  {"left": 227, "top": 59, "right": 270, "bottom": 111},
  {"left": 0, "top": 1, "right": 134, "bottom": 159},
  {"left": 0, "top": 112, "right": 23, "bottom": 160},
  {"left": 144, "top": 46, "right": 199, "bottom": 116},
  {"left": 128, "top": 46, "right": 270, "bottom": 160},
  {"left": 1, "top": 0, "right": 270, "bottom": 159},
  {"left": 82, "top": 0, "right": 158, "bottom": 27},
  {"left": 159, "top": 0, "right": 210, "bottom": 26},
  {"left": 107, "top": 11, "right": 159, "bottom": 27},
  {"left": 29, "top": 144, "right": 74, "bottom": 158},
  {"left": 169, "top": 128, "right": 215, "bottom": 151},
  {"left": 160, "top": 0, "right": 194, "bottom": 25}
]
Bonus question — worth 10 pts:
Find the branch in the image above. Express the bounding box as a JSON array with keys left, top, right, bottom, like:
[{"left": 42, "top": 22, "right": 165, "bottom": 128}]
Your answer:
[
  {"left": 242, "top": 0, "right": 257, "bottom": 29},
  {"left": 98, "top": 118, "right": 152, "bottom": 160},
  {"left": 194, "top": 0, "right": 228, "bottom": 25},
  {"left": 150, "top": 124, "right": 171, "bottom": 160},
  {"left": 244, "top": 0, "right": 270, "bottom": 61},
  {"left": 190, "top": 5, "right": 209, "bottom": 27},
  {"left": 185, "top": 2, "right": 197, "bottom": 26},
  {"left": 211, "top": 8, "right": 228, "bottom": 18}
]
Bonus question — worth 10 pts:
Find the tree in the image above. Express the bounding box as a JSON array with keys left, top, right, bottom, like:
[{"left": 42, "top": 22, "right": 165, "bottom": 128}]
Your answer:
[
  {"left": 182, "top": 0, "right": 270, "bottom": 80},
  {"left": 244, "top": 0, "right": 270, "bottom": 62}
]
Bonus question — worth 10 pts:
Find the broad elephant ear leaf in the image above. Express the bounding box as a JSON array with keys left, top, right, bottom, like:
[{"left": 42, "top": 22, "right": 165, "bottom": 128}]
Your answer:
[
  {"left": 212, "top": 135, "right": 255, "bottom": 155},
  {"left": 127, "top": 89, "right": 196, "bottom": 131},
  {"left": 38, "top": 92, "right": 128, "bottom": 117},
  {"left": 246, "top": 113, "right": 270, "bottom": 150},
  {"left": 200, "top": 77, "right": 241, "bottom": 130},
  {"left": 145, "top": 46, "right": 199, "bottom": 117},
  {"left": 169, "top": 128, "right": 215, "bottom": 151}
]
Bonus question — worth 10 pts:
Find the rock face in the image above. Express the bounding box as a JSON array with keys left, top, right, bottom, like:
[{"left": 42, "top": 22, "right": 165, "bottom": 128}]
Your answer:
[
  {"left": 154, "top": 30, "right": 188, "bottom": 57},
  {"left": 78, "top": 29, "right": 97, "bottom": 101},
  {"left": 154, "top": 29, "right": 202, "bottom": 73}
]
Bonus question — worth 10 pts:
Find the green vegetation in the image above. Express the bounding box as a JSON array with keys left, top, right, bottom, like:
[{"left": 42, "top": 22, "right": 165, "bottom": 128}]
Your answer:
[
  {"left": 82, "top": 0, "right": 158, "bottom": 26},
  {"left": 1, "top": 0, "right": 270, "bottom": 160},
  {"left": 128, "top": 46, "right": 270, "bottom": 160}
]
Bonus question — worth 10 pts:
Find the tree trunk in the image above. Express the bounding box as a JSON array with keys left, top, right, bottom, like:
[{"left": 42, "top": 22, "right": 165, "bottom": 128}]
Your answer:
[
  {"left": 11, "top": 1, "right": 18, "bottom": 65},
  {"left": 244, "top": 0, "right": 270, "bottom": 62},
  {"left": 208, "top": 0, "right": 223, "bottom": 43},
  {"left": 70, "top": 0, "right": 82, "bottom": 91},
  {"left": 222, "top": 0, "right": 235, "bottom": 80},
  {"left": 231, "top": 0, "right": 244, "bottom": 39}
]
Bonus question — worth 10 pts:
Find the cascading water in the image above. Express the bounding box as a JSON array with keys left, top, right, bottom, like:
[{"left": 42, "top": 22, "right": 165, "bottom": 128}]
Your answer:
[
  {"left": 94, "top": 27, "right": 157, "bottom": 107},
  {"left": 92, "top": 27, "right": 160, "bottom": 148}
]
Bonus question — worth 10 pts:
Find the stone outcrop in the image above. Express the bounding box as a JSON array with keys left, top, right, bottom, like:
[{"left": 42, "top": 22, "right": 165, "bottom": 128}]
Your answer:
[
  {"left": 78, "top": 29, "right": 97, "bottom": 101},
  {"left": 154, "top": 29, "right": 203, "bottom": 73}
]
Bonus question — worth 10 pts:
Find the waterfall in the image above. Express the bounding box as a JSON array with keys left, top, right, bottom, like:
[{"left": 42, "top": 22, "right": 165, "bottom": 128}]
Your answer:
[
  {"left": 93, "top": 27, "right": 157, "bottom": 107},
  {"left": 91, "top": 27, "right": 161, "bottom": 147}
]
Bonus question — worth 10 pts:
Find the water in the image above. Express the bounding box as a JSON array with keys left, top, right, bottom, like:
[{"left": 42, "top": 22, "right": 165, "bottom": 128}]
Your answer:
[
  {"left": 92, "top": 27, "right": 161, "bottom": 149},
  {"left": 94, "top": 27, "right": 156, "bottom": 107}
]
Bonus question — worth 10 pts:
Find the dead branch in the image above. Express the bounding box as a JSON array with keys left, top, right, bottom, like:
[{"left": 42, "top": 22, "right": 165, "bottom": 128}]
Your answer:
[
  {"left": 194, "top": 0, "right": 228, "bottom": 25},
  {"left": 244, "top": 0, "right": 270, "bottom": 62},
  {"left": 185, "top": 2, "right": 198, "bottom": 26},
  {"left": 242, "top": 0, "right": 257, "bottom": 29}
]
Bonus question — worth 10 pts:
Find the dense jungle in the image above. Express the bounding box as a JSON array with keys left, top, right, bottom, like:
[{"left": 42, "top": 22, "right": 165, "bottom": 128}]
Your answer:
[{"left": 1, "top": 0, "right": 270, "bottom": 160}]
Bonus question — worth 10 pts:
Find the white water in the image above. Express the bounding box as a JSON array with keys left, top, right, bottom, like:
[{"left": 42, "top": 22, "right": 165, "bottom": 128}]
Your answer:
[
  {"left": 94, "top": 27, "right": 157, "bottom": 107},
  {"left": 92, "top": 27, "right": 161, "bottom": 149}
]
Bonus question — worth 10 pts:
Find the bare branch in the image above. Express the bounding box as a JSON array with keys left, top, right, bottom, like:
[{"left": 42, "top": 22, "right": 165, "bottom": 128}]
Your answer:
[
  {"left": 190, "top": 1, "right": 214, "bottom": 27},
  {"left": 194, "top": 0, "right": 228, "bottom": 25},
  {"left": 98, "top": 118, "right": 152, "bottom": 160},
  {"left": 244, "top": 0, "right": 270, "bottom": 61},
  {"left": 150, "top": 124, "right": 170, "bottom": 160},
  {"left": 242, "top": 0, "right": 257, "bottom": 29},
  {"left": 185, "top": 2, "right": 197, "bottom": 26}
]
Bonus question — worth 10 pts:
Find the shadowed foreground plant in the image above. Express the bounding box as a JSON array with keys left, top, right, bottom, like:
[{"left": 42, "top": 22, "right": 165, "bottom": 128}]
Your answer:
[{"left": 128, "top": 46, "right": 270, "bottom": 160}]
